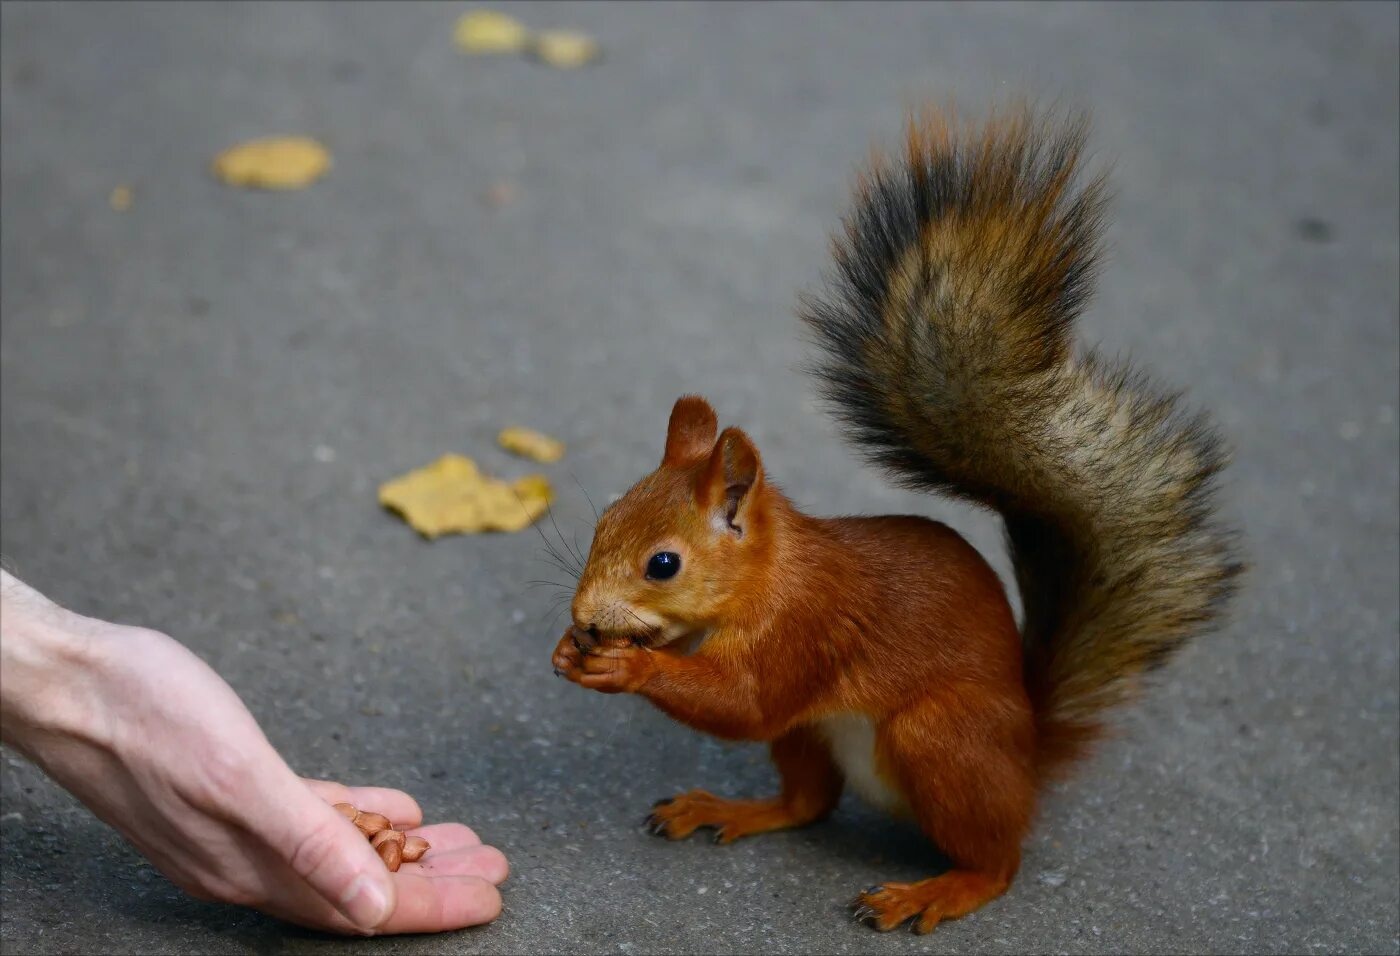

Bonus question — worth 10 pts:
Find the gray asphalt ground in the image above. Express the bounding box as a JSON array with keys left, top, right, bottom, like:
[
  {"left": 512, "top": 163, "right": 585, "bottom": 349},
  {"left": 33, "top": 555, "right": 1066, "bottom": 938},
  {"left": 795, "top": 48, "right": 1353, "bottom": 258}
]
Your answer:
[{"left": 2, "top": 2, "right": 1397, "bottom": 954}]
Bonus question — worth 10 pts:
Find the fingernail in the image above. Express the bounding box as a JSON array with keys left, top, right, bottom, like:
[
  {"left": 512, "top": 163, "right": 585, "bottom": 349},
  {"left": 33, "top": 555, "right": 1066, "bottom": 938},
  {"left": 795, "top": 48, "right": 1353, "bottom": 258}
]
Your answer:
[{"left": 339, "top": 873, "right": 391, "bottom": 931}]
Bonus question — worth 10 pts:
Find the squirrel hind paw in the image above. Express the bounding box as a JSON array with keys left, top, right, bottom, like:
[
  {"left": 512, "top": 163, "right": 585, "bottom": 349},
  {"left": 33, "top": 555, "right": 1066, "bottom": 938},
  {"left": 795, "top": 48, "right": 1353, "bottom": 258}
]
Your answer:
[{"left": 850, "top": 872, "right": 1009, "bottom": 933}]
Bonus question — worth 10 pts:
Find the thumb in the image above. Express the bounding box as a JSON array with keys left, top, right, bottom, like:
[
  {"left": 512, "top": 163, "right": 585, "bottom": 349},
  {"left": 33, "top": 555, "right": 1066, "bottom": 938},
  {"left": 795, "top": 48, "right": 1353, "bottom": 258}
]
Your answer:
[{"left": 272, "top": 788, "right": 397, "bottom": 932}]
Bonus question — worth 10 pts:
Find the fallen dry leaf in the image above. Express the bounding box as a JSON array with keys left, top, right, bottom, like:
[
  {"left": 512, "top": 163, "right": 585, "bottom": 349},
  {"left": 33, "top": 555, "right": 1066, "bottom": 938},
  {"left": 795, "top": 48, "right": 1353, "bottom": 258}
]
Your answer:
[
  {"left": 454, "top": 9, "right": 531, "bottom": 54},
  {"left": 498, "top": 426, "right": 565, "bottom": 463},
  {"left": 531, "top": 30, "right": 599, "bottom": 69},
  {"left": 109, "top": 185, "right": 133, "bottom": 211},
  {"left": 379, "top": 454, "right": 553, "bottom": 538},
  {"left": 212, "top": 136, "right": 331, "bottom": 190}
]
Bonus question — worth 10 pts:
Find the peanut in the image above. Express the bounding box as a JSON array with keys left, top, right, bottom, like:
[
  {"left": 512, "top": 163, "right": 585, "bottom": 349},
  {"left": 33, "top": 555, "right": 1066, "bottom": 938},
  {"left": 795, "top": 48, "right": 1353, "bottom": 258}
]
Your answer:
[
  {"left": 371, "top": 828, "right": 406, "bottom": 851},
  {"left": 402, "top": 836, "right": 431, "bottom": 862},
  {"left": 353, "top": 810, "right": 391, "bottom": 838},
  {"left": 568, "top": 624, "right": 598, "bottom": 652},
  {"left": 327, "top": 802, "right": 429, "bottom": 870},
  {"left": 376, "top": 839, "right": 403, "bottom": 872}
]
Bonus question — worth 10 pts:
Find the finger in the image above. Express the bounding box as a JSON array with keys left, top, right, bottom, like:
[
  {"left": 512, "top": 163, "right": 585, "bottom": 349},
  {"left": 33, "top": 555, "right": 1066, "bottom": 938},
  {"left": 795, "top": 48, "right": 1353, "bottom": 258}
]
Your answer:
[
  {"left": 341, "top": 787, "right": 423, "bottom": 829},
  {"left": 407, "top": 843, "right": 509, "bottom": 885},
  {"left": 582, "top": 654, "right": 622, "bottom": 675},
  {"left": 380, "top": 874, "right": 502, "bottom": 934},
  {"left": 577, "top": 673, "right": 626, "bottom": 693},
  {"left": 405, "top": 822, "right": 482, "bottom": 853},
  {"left": 301, "top": 780, "right": 424, "bottom": 829},
  {"left": 557, "top": 656, "right": 587, "bottom": 683},
  {"left": 264, "top": 786, "right": 397, "bottom": 932}
]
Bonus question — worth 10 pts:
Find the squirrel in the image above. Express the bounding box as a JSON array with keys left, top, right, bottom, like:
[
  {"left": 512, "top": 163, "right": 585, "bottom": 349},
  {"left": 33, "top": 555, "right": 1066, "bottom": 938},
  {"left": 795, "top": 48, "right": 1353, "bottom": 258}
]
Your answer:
[{"left": 550, "top": 104, "right": 1243, "bottom": 934}]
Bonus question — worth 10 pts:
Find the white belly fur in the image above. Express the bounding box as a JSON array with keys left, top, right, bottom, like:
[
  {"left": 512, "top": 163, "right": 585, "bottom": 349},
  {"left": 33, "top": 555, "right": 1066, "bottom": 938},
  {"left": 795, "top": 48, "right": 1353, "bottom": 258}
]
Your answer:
[{"left": 815, "top": 713, "right": 909, "bottom": 815}]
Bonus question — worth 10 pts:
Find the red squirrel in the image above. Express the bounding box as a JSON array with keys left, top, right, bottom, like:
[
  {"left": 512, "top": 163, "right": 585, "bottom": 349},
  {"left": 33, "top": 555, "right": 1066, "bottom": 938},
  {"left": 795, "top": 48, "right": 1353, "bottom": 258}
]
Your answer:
[{"left": 551, "top": 105, "right": 1243, "bottom": 934}]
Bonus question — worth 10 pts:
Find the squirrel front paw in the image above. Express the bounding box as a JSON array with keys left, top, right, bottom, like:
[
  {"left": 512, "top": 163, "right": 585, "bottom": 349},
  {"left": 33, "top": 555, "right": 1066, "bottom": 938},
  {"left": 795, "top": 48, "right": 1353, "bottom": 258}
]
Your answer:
[
  {"left": 551, "top": 629, "right": 582, "bottom": 677},
  {"left": 552, "top": 629, "right": 654, "bottom": 694}
]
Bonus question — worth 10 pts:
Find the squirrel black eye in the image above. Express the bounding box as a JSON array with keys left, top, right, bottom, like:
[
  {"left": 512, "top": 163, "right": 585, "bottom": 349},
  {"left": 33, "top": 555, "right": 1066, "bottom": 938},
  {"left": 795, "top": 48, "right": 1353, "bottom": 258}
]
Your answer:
[{"left": 646, "top": 552, "right": 681, "bottom": 580}]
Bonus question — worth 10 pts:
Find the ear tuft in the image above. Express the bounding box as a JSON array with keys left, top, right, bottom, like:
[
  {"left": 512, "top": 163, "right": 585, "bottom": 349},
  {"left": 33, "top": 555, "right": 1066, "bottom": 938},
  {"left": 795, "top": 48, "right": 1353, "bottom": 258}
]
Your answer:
[{"left": 663, "top": 395, "right": 719, "bottom": 467}]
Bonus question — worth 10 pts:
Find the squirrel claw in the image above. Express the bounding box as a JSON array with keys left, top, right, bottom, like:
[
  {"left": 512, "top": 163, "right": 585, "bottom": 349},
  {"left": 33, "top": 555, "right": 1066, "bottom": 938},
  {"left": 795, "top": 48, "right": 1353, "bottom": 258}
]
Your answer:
[
  {"left": 552, "top": 667, "right": 564, "bottom": 678},
  {"left": 850, "top": 904, "right": 876, "bottom": 925}
]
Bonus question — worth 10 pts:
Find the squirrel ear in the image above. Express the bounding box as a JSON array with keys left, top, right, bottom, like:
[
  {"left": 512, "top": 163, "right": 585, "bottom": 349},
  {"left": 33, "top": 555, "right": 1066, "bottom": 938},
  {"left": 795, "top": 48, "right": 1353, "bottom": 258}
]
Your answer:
[
  {"left": 663, "top": 395, "right": 719, "bottom": 467},
  {"left": 699, "top": 427, "right": 763, "bottom": 535}
]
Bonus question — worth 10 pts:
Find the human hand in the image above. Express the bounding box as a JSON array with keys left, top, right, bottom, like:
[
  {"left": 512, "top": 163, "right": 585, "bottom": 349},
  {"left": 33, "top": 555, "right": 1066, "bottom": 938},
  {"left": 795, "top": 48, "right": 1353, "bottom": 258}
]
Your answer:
[{"left": 0, "top": 571, "right": 506, "bottom": 935}]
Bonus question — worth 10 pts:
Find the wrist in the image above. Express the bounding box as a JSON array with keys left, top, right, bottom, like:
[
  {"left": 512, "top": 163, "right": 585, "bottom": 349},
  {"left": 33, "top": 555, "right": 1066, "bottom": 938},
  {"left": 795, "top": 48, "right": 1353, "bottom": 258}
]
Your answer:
[
  {"left": 633, "top": 648, "right": 666, "bottom": 694},
  {"left": 0, "top": 571, "right": 107, "bottom": 748}
]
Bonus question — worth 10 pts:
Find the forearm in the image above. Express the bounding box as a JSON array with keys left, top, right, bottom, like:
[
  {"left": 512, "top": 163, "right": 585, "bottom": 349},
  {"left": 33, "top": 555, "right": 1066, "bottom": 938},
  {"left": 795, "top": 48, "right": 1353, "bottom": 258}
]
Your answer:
[
  {"left": 0, "top": 570, "right": 103, "bottom": 751},
  {"left": 638, "top": 652, "right": 772, "bottom": 741}
]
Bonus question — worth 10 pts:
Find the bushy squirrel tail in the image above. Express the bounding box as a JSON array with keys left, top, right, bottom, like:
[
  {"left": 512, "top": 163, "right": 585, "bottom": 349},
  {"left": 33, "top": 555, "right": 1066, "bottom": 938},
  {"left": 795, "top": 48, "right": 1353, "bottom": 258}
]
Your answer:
[{"left": 800, "top": 104, "right": 1244, "bottom": 778}]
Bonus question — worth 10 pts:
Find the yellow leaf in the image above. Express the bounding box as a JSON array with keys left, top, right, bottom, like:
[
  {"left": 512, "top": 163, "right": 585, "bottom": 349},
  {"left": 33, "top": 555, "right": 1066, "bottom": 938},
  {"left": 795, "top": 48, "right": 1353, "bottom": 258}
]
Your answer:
[
  {"left": 378, "top": 454, "right": 553, "bottom": 538},
  {"left": 532, "top": 29, "right": 599, "bottom": 69},
  {"left": 454, "top": 9, "right": 532, "bottom": 54},
  {"left": 498, "top": 426, "right": 565, "bottom": 463},
  {"left": 212, "top": 136, "right": 331, "bottom": 190},
  {"left": 109, "top": 185, "right": 133, "bottom": 211}
]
